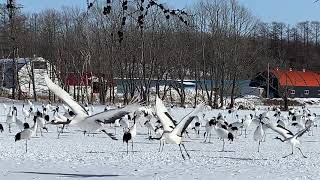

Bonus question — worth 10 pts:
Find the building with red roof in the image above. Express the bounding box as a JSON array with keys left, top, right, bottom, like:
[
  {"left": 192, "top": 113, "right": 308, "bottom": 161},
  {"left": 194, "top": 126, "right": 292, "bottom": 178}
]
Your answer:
[
  {"left": 65, "top": 72, "right": 92, "bottom": 87},
  {"left": 250, "top": 68, "right": 320, "bottom": 98},
  {"left": 64, "top": 72, "right": 116, "bottom": 95}
]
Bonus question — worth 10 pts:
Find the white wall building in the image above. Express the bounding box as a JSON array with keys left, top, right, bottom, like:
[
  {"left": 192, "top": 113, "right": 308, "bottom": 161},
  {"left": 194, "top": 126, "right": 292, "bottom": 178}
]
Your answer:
[{"left": 0, "top": 57, "right": 55, "bottom": 97}]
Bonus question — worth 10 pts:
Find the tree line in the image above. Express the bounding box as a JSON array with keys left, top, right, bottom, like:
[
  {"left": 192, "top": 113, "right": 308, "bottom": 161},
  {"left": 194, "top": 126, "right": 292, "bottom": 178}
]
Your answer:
[{"left": 0, "top": 0, "right": 319, "bottom": 108}]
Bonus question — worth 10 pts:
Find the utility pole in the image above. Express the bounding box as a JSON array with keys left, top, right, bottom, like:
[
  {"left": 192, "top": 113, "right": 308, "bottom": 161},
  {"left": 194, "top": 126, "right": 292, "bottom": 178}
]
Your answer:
[
  {"left": 284, "top": 61, "right": 288, "bottom": 111},
  {"left": 267, "top": 63, "right": 270, "bottom": 99}
]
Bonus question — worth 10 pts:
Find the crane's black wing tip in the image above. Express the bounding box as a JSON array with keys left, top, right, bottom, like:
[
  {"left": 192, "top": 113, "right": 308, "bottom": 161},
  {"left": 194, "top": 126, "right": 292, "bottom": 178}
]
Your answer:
[{"left": 101, "top": 130, "right": 118, "bottom": 140}]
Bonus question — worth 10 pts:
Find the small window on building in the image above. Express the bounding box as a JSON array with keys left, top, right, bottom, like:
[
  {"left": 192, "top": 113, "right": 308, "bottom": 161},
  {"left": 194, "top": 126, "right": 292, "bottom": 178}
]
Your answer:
[
  {"left": 33, "top": 61, "right": 47, "bottom": 69},
  {"left": 290, "top": 90, "right": 295, "bottom": 95},
  {"left": 304, "top": 90, "right": 309, "bottom": 95}
]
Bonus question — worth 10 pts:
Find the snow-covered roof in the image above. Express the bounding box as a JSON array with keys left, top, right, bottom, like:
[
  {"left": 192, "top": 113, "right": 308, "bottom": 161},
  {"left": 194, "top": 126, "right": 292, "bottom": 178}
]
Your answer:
[
  {"left": 181, "top": 82, "right": 196, "bottom": 86},
  {"left": 0, "top": 57, "right": 46, "bottom": 64},
  {"left": 0, "top": 58, "right": 30, "bottom": 64}
]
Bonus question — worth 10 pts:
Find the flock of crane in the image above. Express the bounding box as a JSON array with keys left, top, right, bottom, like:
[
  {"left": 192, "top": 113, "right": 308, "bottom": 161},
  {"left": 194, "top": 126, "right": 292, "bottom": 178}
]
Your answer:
[{"left": 0, "top": 75, "right": 319, "bottom": 160}]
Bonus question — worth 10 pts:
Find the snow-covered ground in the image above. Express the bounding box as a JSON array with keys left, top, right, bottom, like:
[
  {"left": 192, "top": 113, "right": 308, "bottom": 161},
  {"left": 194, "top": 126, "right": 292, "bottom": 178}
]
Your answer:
[{"left": 0, "top": 102, "right": 319, "bottom": 180}]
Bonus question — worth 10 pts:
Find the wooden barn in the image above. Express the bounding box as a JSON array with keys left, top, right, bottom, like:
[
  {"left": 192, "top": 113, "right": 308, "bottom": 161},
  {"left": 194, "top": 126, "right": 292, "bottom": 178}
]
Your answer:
[
  {"left": 250, "top": 68, "right": 320, "bottom": 98},
  {"left": 64, "top": 72, "right": 95, "bottom": 97}
]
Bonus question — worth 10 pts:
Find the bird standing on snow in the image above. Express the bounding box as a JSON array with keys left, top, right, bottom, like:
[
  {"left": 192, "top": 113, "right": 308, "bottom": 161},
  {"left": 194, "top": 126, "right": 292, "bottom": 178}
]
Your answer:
[
  {"left": 203, "top": 118, "right": 215, "bottom": 143},
  {"left": 22, "top": 104, "right": 30, "bottom": 121},
  {"left": 6, "top": 106, "right": 16, "bottom": 133},
  {"left": 192, "top": 119, "right": 201, "bottom": 138},
  {"left": 242, "top": 115, "right": 252, "bottom": 138},
  {"left": 35, "top": 112, "right": 49, "bottom": 136},
  {"left": 213, "top": 120, "right": 234, "bottom": 152},
  {"left": 253, "top": 122, "right": 264, "bottom": 152},
  {"left": 15, "top": 116, "right": 38, "bottom": 153},
  {"left": 2, "top": 103, "right": 7, "bottom": 115},
  {"left": 123, "top": 117, "right": 137, "bottom": 154},
  {"left": 306, "top": 113, "right": 317, "bottom": 136}
]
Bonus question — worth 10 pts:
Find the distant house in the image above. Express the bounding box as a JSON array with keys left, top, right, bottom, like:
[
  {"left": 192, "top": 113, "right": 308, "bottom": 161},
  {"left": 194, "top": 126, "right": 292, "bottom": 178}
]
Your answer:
[
  {"left": 0, "top": 57, "right": 54, "bottom": 97},
  {"left": 64, "top": 72, "right": 100, "bottom": 96},
  {"left": 250, "top": 68, "right": 320, "bottom": 98},
  {"left": 65, "top": 72, "right": 92, "bottom": 87}
]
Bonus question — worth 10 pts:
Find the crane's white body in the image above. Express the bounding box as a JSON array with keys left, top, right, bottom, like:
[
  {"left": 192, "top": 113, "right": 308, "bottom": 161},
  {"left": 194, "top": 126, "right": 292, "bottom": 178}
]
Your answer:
[
  {"left": 155, "top": 96, "right": 204, "bottom": 159},
  {"left": 267, "top": 122, "right": 310, "bottom": 158},
  {"left": 254, "top": 123, "right": 264, "bottom": 152}
]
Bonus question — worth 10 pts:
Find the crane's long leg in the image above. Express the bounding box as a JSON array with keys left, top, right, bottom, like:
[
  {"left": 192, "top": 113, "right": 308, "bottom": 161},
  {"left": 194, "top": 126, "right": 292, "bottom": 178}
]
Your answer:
[
  {"left": 185, "top": 131, "right": 191, "bottom": 139},
  {"left": 25, "top": 140, "right": 28, "bottom": 153},
  {"left": 283, "top": 146, "right": 294, "bottom": 158},
  {"left": 297, "top": 147, "right": 307, "bottom": 158},
  {"left": 158, "top": 140, "right": 162, "bottom": 152},
  {"left": 245, "top": 129, "right": 247, "bottom": 138},
  {"left": 35, "top": 125, "right": 38, "bottom": 136},
  {"left": 161, "top": 140, "right": 165, "bottom": 152},
  {"left": 178, "top": 144, "right": 185, "bottom": 160},
  {"left": 283, "top": 153, "right": 294, "bottom": 158},
  {"left": 62, "top": 125, "right": 66, "bottom": 133},
  {"left": 126, "top": 142, "right": 129, "bottom": 154},
  {"left": 58, "top": 124, "right": 65, "bottom": 139},
  {"left": 181, "top": 144, "right": 190, "bottom": 159},
  {"left": 262, "top": 132, "right": 266, "bottom": 142},
  {"left": 131, "top": 140, "right": 134, "bottom": 153},
  {"left": 257, "top": 141, "right": 261, "bottom": 152},
  {"left": 203, "top": 132, "right": 207, "bottom": 143},
  {"left": 222, "top": 139, "right": 225, "bottom": 152}
]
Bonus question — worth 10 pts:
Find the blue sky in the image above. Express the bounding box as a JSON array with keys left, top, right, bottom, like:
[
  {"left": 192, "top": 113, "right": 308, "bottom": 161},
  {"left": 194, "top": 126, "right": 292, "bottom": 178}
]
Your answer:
[
  {"left": 2, "top": 0, "right": 320, "bottom": 25},
  {"left": 237, "top": 0, "right": 320, "bottom": 24}
]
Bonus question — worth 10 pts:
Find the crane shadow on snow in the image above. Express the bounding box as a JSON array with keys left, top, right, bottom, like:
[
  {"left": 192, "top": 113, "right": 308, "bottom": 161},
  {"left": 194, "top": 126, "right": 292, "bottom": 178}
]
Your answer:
[
  {"left": 215, "top": 150, "right": 236, "bottom": 153},
  {"left": 216, "top": 156, "right": 268, "bottom": 161},
  {"left": 134, "top": 141, "right": 159, "bottom": 145},
  {"left": 304, "top": 140, "right": 318, "bottom": 143},
  {"left": 180, "top": 149, "right": 235, "bottom": 153},
  {"left": 13, "top": 171, "right": 122, "bottom": 178},
  {"left": 118, "top": 150, "right": 142, "bottom": 153},
  {"left": 85, "top": 150, "right": 144, "bottom": 153},
  {"left": 85, "top": 151, "right": 108, "bottom": 154}
]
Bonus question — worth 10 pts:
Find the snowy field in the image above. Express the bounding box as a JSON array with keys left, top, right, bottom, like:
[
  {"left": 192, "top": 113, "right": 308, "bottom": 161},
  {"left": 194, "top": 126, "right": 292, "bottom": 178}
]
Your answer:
[{"left": 0, "top": 102, "right": 319, "bottom": 180}]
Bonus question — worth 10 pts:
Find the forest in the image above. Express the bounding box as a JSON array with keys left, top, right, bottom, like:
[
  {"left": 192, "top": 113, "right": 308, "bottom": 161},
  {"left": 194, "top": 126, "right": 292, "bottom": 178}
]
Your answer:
[{"left": 0, "top": 0, "right": 320, "bottom": 108}]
